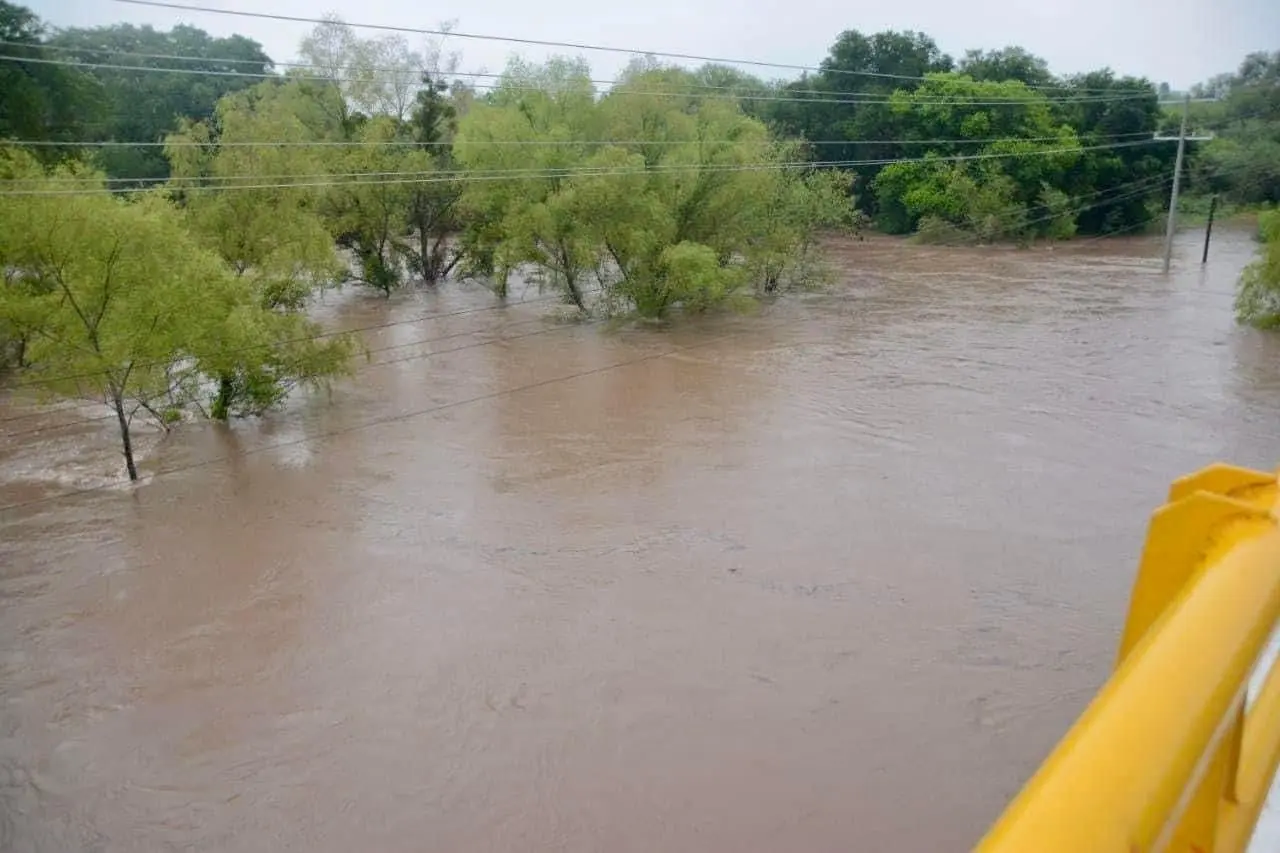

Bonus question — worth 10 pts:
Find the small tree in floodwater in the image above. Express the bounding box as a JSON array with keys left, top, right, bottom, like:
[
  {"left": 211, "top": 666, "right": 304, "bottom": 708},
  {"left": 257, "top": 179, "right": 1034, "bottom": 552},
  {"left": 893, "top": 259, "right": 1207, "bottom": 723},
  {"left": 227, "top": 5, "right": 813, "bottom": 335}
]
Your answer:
[
  {"left": 454, "top": 59, "right": 855, "bottom": 319},
  {"left": 0, "top": 167, "right": 227, "bottom": 479},
  {"left": 0, "top": 151, "right": 354, "bottom": 481}
]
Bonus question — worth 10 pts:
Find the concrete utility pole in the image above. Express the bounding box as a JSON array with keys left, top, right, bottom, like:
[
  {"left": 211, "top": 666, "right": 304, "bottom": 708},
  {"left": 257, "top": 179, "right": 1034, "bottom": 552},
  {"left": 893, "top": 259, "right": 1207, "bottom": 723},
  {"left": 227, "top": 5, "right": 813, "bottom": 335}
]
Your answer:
[{"left": 1155, "top": 94, "right": 1214, "bottom": 274}]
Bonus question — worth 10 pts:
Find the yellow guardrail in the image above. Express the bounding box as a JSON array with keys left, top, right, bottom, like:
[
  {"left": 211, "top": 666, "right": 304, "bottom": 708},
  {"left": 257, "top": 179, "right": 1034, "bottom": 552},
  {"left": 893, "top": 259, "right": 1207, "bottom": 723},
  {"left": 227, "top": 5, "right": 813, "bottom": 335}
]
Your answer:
[{"left": 975, "top": 463, "right": 1280, "bottom": 853}]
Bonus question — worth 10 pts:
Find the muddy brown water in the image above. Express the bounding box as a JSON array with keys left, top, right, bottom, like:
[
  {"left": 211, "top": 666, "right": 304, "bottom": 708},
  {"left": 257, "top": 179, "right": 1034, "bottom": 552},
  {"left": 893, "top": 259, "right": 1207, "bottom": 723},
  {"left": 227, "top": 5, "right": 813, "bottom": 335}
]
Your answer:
[{"left": 1, "top": 229, "right": 1277, "bottom": 852}]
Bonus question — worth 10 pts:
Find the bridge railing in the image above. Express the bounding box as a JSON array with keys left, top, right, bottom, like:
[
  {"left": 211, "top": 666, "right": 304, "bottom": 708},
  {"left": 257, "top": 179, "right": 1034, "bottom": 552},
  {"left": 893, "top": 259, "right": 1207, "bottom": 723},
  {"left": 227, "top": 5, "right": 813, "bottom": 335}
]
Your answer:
[{"left": 975, "top": 463, "right": 1280, "bottom": 853}]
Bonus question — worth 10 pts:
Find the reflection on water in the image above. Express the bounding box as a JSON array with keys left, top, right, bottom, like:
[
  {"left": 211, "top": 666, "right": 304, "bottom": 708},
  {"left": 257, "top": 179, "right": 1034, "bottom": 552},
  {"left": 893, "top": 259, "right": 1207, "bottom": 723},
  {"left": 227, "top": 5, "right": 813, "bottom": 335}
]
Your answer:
[{"left": 2, "top": 229, "right": 1277, "bottom": 852}]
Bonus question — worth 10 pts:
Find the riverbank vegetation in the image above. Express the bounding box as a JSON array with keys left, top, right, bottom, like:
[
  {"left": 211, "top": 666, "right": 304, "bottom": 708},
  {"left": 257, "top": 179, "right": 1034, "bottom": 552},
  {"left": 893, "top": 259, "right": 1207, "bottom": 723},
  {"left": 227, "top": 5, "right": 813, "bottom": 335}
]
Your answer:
[
  {"left": 1236, "top": 211, "right": 1280, "bottom": 330},
  {"left": 2, "top": 0, "right": 1278, "bottom": 476}
]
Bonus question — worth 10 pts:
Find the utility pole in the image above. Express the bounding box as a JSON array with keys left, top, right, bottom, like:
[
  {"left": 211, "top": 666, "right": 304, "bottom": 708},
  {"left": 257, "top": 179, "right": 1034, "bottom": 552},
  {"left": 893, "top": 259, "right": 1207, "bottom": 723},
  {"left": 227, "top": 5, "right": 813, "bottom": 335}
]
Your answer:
[
  {"left": 1155, "top": 94, "right": 1214, "bottom": 274},
  {"left": 1202, "top": 194, "right": 1217, "bottom": 264}
]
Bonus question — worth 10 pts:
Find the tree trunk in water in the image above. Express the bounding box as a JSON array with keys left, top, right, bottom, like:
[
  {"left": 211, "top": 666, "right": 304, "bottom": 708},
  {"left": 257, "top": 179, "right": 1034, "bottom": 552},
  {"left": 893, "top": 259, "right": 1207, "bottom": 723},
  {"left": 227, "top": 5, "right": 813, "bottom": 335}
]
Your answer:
[
  {"left": 565, "top": 273, "right": 585, "bottom": 311},
  {"left": 111, "top": 391, "right": 138, "bottom": 482},
  {"left": 561, "top": 247, "right": 585, "bottom": 311},
  {"left": 419, "top": 227, "right": 437, "bottom": 285},
  {"left": 212, "top": 374, "right": 234, "bottom": 421}
]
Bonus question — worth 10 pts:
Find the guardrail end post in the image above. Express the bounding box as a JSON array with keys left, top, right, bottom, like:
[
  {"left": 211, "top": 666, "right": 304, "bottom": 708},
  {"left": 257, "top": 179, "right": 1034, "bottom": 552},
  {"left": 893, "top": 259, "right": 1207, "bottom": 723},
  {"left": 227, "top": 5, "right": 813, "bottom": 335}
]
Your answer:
[{"left": 1118, "top": 473, "right": 1275, "bottom": 668}]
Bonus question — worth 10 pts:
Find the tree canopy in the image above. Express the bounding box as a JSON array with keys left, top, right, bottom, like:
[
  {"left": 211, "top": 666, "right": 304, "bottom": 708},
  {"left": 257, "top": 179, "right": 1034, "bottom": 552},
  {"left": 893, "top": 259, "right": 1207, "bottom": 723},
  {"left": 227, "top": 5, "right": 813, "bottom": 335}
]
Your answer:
[
  {"left": 1187, "top": 52, "right": 1280, "bottom": 206},
  {"left": 46, "top": 21, "right": 272, "bottom": 181},
  {"left": 0, "top": 0, "right": 105, "bottom": 155},
  {"left": 454, "top": 59, "right": 853, "bottom": 316}
]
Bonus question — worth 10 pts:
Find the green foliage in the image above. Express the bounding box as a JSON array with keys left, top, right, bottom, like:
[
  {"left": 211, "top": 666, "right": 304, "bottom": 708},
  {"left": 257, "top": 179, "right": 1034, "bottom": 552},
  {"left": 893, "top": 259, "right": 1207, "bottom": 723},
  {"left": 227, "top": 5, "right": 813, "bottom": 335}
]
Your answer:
[
  {"left": 1188, "top": 52, "right": 1280, "bottom": 207},
  {"left": 323, "top": 116, "right": 414, "bottom": 296},
  {"left": 1055, "top": 70, "right": 1167, "bottom": 233},
  {"left": 0, "top": 150, "right": 231, "bottom": 478},
  {"left": 166, "top": 80, "right": 346, "bottom": 308},
  {"left": 456, "top": 60, "right": 853, "bottom": 318},
  {"left": 0, "top": 150, "right": 353, "bottom": 477},
  {"left": 399, "top": 72, "right": 464, "bottom": 284},
  {"left": 0, "top": 2, "right": 105, "bottom": 157},
  {"left": 48, "top": 22, "right": 272, "bottom": 182},
  {"left": 763, "top": 28, "right": 1167, "bottom": 236},
  {"left": 958, "top": 47, "right": 1053, "bottom": 88},
  {"left": 870, "top": 75, "right": 1082, "bottom": 240},
  {"left": 163, "top": 79, "right": 355, "bottom": 418},
  {"left": 1236, "top": 209, "right": 1280, "bottom": 329}
]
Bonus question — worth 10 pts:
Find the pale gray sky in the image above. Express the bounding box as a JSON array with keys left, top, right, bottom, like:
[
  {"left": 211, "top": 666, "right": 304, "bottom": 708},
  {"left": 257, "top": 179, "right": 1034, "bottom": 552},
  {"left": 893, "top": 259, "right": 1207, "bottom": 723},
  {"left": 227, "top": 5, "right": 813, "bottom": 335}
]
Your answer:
[{"left": 29, "top": 0, "right": 1280, "bottom": 89}]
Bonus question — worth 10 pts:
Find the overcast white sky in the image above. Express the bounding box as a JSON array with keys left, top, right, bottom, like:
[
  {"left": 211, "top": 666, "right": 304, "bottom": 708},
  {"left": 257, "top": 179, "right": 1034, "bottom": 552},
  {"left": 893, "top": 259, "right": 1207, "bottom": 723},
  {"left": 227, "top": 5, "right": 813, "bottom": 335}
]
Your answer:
[{"left": 30, "top": 0, "right": 1280, "bottom": 89}]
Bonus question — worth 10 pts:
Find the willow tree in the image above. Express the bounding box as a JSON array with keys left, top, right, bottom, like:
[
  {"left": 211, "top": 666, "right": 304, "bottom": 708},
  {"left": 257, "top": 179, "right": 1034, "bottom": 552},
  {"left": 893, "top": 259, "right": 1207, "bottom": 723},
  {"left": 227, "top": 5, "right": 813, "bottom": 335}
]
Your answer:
[
  {"left": 455, "top": 60, "right": 853, "bottom": 317},
  {"left": 0, "top": 153, "right": 230, "bottom": 479},
  {"left": 1, "top": 152, "right": 355, "bottom": 479},
  {"left": 454, "top": 58, "right": 605, "bottom": 305},
  {"left": 165, "top": 78, "right": 355, "bottom": 418}
]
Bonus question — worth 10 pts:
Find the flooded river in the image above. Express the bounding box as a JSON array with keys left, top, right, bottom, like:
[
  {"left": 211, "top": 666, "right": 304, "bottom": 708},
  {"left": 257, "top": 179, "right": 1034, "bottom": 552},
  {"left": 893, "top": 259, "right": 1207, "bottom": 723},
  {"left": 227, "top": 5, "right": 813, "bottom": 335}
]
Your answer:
[{"left": 2, "top": 229, "right": 1277, "bottom": 852}]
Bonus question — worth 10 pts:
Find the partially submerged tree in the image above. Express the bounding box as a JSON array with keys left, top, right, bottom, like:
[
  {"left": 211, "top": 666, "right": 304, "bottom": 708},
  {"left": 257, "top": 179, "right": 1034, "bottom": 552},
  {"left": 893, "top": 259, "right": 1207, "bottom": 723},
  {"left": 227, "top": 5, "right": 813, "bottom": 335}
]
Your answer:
[
  {"left": 1236, "top": 210, "right": 1280, "bottom": 330},
  {"left": 164, "top": 79, "right": 355, "bottom": 418},
  {"left": 0, "top": 152, "right": 229, "bottom": 479},
  {"left": 398, "top": 70, "right": 464, "bottom": 284},
  {"left": 322, "top": 115, "right": 413, "bottom": 296},
  {"left": 0, "top": 151, "right": 355, "bottom": 478},
  {"left": 872, "top": 75, "right": 1083, "bottom": 239},
  {"left": 455, "top": 60, "right": 854, "bottom": 318}
]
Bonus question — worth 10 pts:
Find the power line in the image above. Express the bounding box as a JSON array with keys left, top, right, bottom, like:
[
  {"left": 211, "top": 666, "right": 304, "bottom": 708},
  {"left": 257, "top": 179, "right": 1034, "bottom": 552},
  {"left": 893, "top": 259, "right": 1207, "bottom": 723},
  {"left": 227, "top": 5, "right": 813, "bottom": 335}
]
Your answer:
[
  {"left": 0, "top": 168, "right": 1190, "bottom": 430},
  {"left": 0, "top": 317, "right": 739, "bottom": 516},
  {"left": 1, "top": 39, "right": 1161, "bottom": 104},
  {"left": 0, "top": 308, "right": 597, "bottom": 438},
  {"left": 3, "top": 282, "right": 592, "bottom": 396},
  {"left": 0, "top": 53, "right": 1165, "bottom": 107},
  {"left": 0, "top": 141, "right": 1163, "bottom": 195},
  {"left": 0, "top": 132, "right": 1158, "bottom": 150},
  {"left": 0, "top": 158, "right": 871, "bottom": 191},
  {"left": 110, "top": 0, "right": 1159, "bottom": 96},
  {"left": 0, "top": 168, "right": 1221, "bottom": 447},
  {"left": 1, "top": 161, "right": 1247, "bottom": 516},
  {"left": 4, "top": 158, "right": 856, "bottom": 186},
  {"left": 1, "top": 138, "right": 1161, "bottom": 187},
  {"left": 17, "top": 109, "right": 1250, "bottom": 153}
]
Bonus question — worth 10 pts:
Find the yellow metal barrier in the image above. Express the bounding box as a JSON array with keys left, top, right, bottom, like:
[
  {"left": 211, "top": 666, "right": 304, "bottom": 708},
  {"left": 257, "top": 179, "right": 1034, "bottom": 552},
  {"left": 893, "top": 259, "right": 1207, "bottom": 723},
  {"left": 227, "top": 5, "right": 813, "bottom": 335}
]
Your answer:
[{"left": 975, "top": 463, "right": 1280, "bottom": 853}]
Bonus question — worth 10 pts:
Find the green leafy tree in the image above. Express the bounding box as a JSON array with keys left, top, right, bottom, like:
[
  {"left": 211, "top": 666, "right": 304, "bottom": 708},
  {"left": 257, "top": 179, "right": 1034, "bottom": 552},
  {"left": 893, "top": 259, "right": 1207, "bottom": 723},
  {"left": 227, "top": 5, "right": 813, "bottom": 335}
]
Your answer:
[
  {"left": 1236, "top": 210, "right": 1280, "bottom": 329},
  {"left": 1, "top": 151, "right": 355, "bottom": 476},
  {"left": 164, "top": 79, "right": 355, "bottom": 418},
  {"left": 764, "top": 29, "right": 953, "bottom": 210},
  {"left": 456, "top": 60, "right": 853, "bottom": 318},
  {"left": 958, "top": 47, "right": 1054, "bottom": 88},
  {"left": 0, "top": 152, "right": 231, "bottom": 479},
  {"left": 323, "top": 116, "right": 414, "bottom": 296},
  {"left": 1189, "top": 52, "right": 1280, "bottom": 205},
  {"left": 455, "top": 57, "right": 604, "bottom": 306},
  {"left": 398, "top": 71, "right": 465, "bottom": 284},
  {"left": 1055, "top": 70, "right": 1166, "bottom": 232},
  {"left": 48, "top": 23, "right": 273, "bottom": 182},
  {"left": 871, "top": 75, "right": 1082, "bottom": 238},
  {"left": 0, "top": 2, "right": 105, "bottom": 157}
]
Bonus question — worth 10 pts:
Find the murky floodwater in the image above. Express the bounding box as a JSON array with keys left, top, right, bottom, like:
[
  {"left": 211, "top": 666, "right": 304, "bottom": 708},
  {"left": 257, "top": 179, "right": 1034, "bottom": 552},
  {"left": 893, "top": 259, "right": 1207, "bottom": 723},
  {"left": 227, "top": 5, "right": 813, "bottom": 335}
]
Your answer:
[{"left": 1, "top": 229, "right": 1277, "bottom": 852}]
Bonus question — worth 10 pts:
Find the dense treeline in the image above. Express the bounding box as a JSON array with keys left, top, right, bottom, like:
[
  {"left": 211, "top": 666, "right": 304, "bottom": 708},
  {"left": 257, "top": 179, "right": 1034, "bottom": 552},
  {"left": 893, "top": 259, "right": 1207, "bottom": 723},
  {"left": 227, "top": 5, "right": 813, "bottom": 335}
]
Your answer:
[{"left": 1, "top": 1, "right": 1278, "bottom": 479}]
